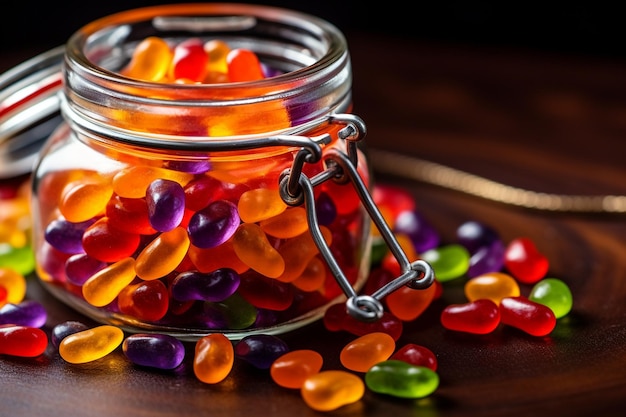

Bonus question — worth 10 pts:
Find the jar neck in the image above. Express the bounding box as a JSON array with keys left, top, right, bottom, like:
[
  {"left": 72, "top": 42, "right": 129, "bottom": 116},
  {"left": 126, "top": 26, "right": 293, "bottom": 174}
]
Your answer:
[{"left": 62, "top": 3, "right": 352, "bottom": 149}]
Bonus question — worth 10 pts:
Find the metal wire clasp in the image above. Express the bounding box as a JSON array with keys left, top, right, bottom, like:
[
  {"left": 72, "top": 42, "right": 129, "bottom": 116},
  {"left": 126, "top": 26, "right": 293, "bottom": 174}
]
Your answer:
[{"left": 279, "top": 114, "right": 435, "bottom": 322}]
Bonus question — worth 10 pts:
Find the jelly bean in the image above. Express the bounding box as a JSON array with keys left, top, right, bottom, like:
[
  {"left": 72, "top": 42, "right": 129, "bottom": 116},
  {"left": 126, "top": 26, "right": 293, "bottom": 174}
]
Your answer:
[
  {"left": 164, "top": 159, "right": 211, "bottom": 175},
  {"left": 135, "top": 227, "right": 190, "bottom": 280},
  {"left": 467, "top": 239, "right": 505, "bottom": 277},
  {"left": 340, "top": 332, "right": 396, "bottom": 372},
  {"left": 380, "top": 233, "right": 418, "bottom": 277},
  {"left": 204, "top": 39, "right": 230, "bottom": 75},
  {"left": 82, "top": 257, "right": 137, "bottom": 307},
  {"left": 0, "top": 245, "right": 35, "bottom": 275},
  {"left": 193, "top": 333, "right": 234, "bottom": 384},
  {"left": 187, "top": 237, "right": 249, "bottom": 274},
  {"left": 146, "top": 179, "right": 186, "bottom": 232},
  {"left": 59, "top": 325, "right": 124, "bottom": 364},
  {"left": 499, "top": 296, "right": 556, "bottom": 336},
  {"left": 365, "top": 360, "right": 439, "bottom": 399},
  {"left": 0, "top": 267, "right": 26, "bottom": 304},
  {"left": 237, "top": 270, "right": 293, "bottom": 311},
  {"left": 123, "top": 36, "right": 172, "bottom": 81},
  {"left": 385, "top": 277, "right": 437, "bottom": 321},
  {"left": 44, "top": 218, "right": 94, "bottom": 254},
  {"left": 171, "top": 268, "right": 240, "bottom": 302},
  {"left": 0, "top": 300, "right": 47, "bottom": 328},
  {"left": 464, "top": 272, "right": 520, "bottom": 305},
  {"left": 183, "top": 176, "right": 225, "bottom": 211},
  {"left": 37, "top": 241, "right": 72, "bottom": 281},
  {"left": 59, "top": 177, "right": 113, "bottom": 223},
  {"left": 422, "top": 244, "right": 470, "bottom": 282},
  {"left": 64, "top": 253, "right": 107, "bottom": 286},
  {"left": 456, "top": 220, "right": 501, "bottom": 254},
  {"left": 169, "top": 38, "right": 208, "bottom": 82},
  {"left": 504, "top": 237, "right": 549, "bottom": 284},
  {"left": 373, "top": 184, "right": 416, "bottom": 218},
  {"left": 0, "top": 324, "right": 48, "bottom": 357},
  {"left": 323, "top": 302, "right": 404, "bottom": 341},
  {"left": 203, "top": 292, "right": 258, "bottom": 330},
  {"left": 82, "top": 217, "right": 141, "bottom": 263},
  {"left": 259, "top": 207, "right": 309, "bottom": 239},
  {"left": 440, "top": 299, "right": 501, "bottom": 334},
  {"left": 106, "top": 195, "right": 157, "bottom": 235},
  {"left": 291, "top": 256, "right": 327, "bottom": 292},
  {"left": 234, "top": 334, "right": 289, "bottom": 369},
  {"left": 301, "top": 370, "right": 365, "bottom": 412},
  {"left": 233, "top": 223, "right": 285, "bottom": 278},
  {"left": 390, "top": 343, "right": 438, "bottom": 371},
  {"left": 187, "top": 200, "right": 240, "bottom": 248},
  {"left": 51, "top": 320, "right": 89, "bottom": 348},
  {"left": 270, "top": 349, "right": 324, "bottom": 389},
  {"left": 112, "top": 166, "right": 193, "bottom": 199},
  {"left": 226, "top": 48, "right": 265, "bottom": 82},
  {"left": 529, "top": 278, "right": 573, "bottom": 319},
  {"left": 123, "top": 333, "right": 185, "bottom": 370},
  {"left": 117, "top": 280, "right": 169, "bottom": 322},
  {"left": 394, "top": 209, "right": 440, "bottom": 253},
  {"left": 276, "top": 226, "right": 331, "bottom": 283},
  {"left": 238, "top": 188, "right": 287, "bottom": 223},
  {"left": 314, "top": 192, "right": 337, "bottom": 226}
]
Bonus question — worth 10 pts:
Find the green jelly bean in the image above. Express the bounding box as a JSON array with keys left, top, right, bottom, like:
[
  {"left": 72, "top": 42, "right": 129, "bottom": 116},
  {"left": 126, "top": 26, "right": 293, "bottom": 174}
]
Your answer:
[
  {"left": 365, "top": 359, "right": 439, "bottom": 399},
  {"left": 528, "top": 278, "right": 573, "bottom": 319},
  {"left": 0, "top": 245, "right": 35, "bottom": 275},
  {"left": 421, "top": 244, "right": 470, "bottom": 282},
  {"left": 207, "top": 293, "right": 257, "bottom": 329}
]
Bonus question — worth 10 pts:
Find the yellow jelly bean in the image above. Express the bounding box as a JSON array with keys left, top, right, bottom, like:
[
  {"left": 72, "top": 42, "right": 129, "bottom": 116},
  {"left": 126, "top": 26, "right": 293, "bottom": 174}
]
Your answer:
[
  {"left": 301, "top": 370, "right": 365, "bottom": 412},
  {"left": 122, "top": 36, "right": 173, "bottom": 82},
  {"left": 204, "top": 39, "right": 230, "bottom": 75},
  {"left": 232, "top": 223, "right": 285, "bottom": 278},
  {"left": 464, "top": 271, "right": 521, "bottom": 305},
  {"left": 59, "top": 325, "right": 124, "bottom": 364},
  {"left": 238, "top": 188, "right": 287, "bottom": 223},
  {"left": 82, "top": 257, "right": 137, "bottom": 307},
  {"left": 259, "top": 207, "right": 309, "bottom": 239},
  {"left": 276, "top": 226, "right": 332, "bottom": 283},
  {"left": 194, "top": 333, "right": 234, "bottom": 384},
  {"left": 0, "top": 267, "right": 27, "bottom": 305},
  {"left": 135, "top": 227, "right": 190, "bottom": 280},
  {"left": 59, "top": 177, "right": 113, "bottom": 223}
]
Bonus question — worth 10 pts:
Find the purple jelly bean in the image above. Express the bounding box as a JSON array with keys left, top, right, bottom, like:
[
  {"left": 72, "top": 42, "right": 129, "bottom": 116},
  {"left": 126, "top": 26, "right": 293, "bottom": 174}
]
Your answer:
[
  {"left": 51, "top": 320, "right": 89, "bottom": 347},
  {"left": 315, "top": 192, "right": 337, "bottom": 226},
  {"left": 0, "top": 300, "right": 47, "bottom": 327},
  {"left": 170, "top": 269, "right": 240, "bottom": 302},
  {"left": 234, "top": 334, "right": 289, "bottom": 369},
  {"left": 394, "top": 209, "right": 440, "bottom": 253},
  {"left": 456, "top": 220, "right": 500, "bottom": 254},
  {"left": 44, "top": 218, "right": 94, "bottom": 254},
  {"left": 65, "top": 253, "right": 107, "bottom": 286},
  {"left": 187, "top": 200, "right": 240, "bottom": 248},
  {"left": 146, "top": 179, "right": 186, "bottom": 232},
  {"left": 468, "top": 239, "right": 506, "bottom": 277},
  {"left": 122, "top": 334, "right": 185, "bottom": 370},
  {"left": 163, "top": 160, "right": 211, "bottom": 174}
]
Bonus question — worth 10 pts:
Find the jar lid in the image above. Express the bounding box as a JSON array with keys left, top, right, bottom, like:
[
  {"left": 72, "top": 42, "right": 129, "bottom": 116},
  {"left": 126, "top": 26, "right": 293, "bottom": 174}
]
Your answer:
[{"left": 0, "top": 46, "right": 64, "bottom": 179}]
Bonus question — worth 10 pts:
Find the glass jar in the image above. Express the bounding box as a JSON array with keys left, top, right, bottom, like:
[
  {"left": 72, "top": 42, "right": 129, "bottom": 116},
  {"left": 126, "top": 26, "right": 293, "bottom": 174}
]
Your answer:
[{"left": 3, "top": 3, "right": 434, "bottom": 340}]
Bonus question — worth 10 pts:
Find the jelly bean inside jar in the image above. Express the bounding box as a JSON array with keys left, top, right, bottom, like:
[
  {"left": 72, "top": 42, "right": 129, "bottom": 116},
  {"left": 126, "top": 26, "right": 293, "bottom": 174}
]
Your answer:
[{"left": 29, "top": 4, "right": 376, "bottom": 341}]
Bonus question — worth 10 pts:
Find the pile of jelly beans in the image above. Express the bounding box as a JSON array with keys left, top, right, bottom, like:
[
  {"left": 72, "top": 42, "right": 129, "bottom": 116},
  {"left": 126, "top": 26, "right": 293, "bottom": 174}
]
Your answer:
[{"left": 1, "top": 174, "right": 574, "bottom": 412}]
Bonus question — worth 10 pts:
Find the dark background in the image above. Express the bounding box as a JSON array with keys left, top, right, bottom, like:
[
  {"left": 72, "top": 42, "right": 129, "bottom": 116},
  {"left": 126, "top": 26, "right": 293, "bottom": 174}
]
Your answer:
[{"left": 1, "top": 1, "right": 624, "bottom": 62}]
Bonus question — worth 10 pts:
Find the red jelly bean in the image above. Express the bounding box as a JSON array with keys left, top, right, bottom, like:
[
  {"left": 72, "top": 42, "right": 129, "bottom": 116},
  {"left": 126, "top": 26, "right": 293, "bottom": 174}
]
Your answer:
[
  {"left": 106, "top": 195, "right": 157, "bottom": 235},
  {"left": 390, "top": 343, "right": 438, "bottom": 371},
  {"left": 440, "top": 299, "right": 501, "bottom": 334},
  {"left": 0, "top": 324, "right": 48, "bottom": 357},
  {"left": 117, "top": 280, "right": 169, "bottom": 322},
  {"left": 504, "top": 237, "right": 549, "bottom": 284},
  {"left": 82, "top": 217, "right": 141, "bottom": 263},
  {"left": 499, "top": 296, "right": 556, "bottom": 336},
  {"left": 226, "top": 48, "right": 264, "bottom": 82},
  {"left": 169, "top": 37, "right": 208, "bottom": 82}
]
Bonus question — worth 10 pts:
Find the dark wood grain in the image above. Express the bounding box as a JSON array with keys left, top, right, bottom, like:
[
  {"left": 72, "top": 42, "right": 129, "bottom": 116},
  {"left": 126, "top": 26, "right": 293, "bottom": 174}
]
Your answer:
[{"left": 2, "top": 32, "right": 626, "bottom": 417}]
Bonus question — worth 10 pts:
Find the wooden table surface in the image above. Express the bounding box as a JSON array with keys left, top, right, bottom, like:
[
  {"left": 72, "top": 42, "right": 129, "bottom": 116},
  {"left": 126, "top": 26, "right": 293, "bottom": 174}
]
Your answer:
[{"left": 2, "top": 31, "right": 626, "bottom": 417}]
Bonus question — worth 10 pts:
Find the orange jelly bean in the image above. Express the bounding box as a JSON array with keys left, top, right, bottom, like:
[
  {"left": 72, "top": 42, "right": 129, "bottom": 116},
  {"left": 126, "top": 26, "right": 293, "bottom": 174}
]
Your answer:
[
  {"left": 0, "top": 267, "right": 27, "bottom": 305},
  {"left": 238, "top": 188, "right": 287, "bottom": 223},
  {"left": 204, "top": 39, "right": 230, "bottom": 75},
  {"left": 82, "top": 257, "right": 137, "bottom": 307},
  {"left": 226, "top": 48, "right": 265, "bottom": 82},
  {"left": 385, "top": 277, "right": 437, "bottom": 321},
  {"left": 259, "top": 207, "right": 309, "bottom": 239},
  {"left": 59, "top": 177, "right": 113, "bottom": 223},
  {"left": 123, "top": 36, "right": 172, "bottom": 81},
  {"left": 135, "top": 227, "right": 190, "bottom": 280},
  {"left": 464, "top": 272, "right": 521, "bottom": 305},
  {"left": 301, "top": 370, "right": 365, "bottom": 412},
  {"left": 193, "top": 333, "right": 234, "bottom": 384},
  {"left": 270, "top": 349, "right": 324, "bottom": 389},
  {"left": 340, "top": 332, "right": 396, "bottom": 373},
  {"left": 59, "top": 325, "right": 124, "bottom": 364},
  {"left": 232, "top": 223, "right": 285, "bottom": 278},
  {"left": 276, "top": 226, "right": 332, "bottom": 283}
]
